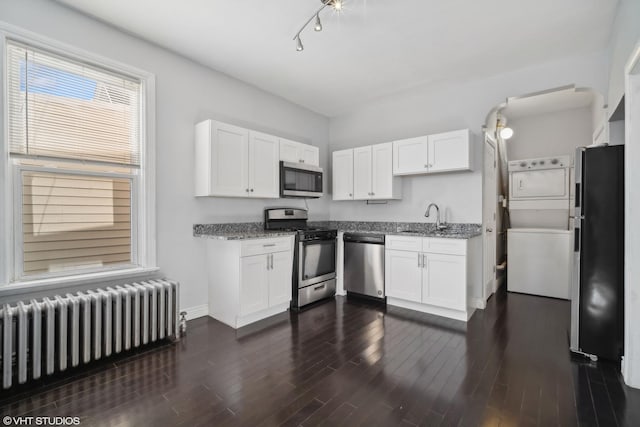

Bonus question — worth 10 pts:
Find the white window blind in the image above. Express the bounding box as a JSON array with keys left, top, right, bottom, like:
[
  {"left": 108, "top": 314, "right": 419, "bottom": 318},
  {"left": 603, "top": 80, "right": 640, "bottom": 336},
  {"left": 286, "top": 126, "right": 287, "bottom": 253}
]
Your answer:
[{"left": 7, "top": 41, "right": 141, "bottom": 165}]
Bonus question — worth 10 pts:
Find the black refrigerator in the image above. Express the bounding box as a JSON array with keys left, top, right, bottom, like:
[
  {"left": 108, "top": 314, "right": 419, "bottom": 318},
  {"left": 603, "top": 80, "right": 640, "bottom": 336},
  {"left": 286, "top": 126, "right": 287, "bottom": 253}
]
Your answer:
[{"left": 570, "top": 145, "right": 624, "bottom": 361}]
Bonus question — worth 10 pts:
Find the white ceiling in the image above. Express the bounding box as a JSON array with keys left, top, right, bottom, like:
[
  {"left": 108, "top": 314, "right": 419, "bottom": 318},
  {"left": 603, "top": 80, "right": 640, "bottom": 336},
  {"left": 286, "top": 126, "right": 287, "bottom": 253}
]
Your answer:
[
  {"left": 56, "top": 0, "right": 618, "bottom": 117},
  {"left": 502, "top": 87, "right": 596, "bottom": 119}
]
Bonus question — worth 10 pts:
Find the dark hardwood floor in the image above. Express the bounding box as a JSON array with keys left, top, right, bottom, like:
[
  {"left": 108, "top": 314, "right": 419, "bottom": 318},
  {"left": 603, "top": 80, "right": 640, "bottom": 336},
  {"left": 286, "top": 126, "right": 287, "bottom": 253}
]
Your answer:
[{"left": 2, "top": 287, "right": 640, "bottom": 426}]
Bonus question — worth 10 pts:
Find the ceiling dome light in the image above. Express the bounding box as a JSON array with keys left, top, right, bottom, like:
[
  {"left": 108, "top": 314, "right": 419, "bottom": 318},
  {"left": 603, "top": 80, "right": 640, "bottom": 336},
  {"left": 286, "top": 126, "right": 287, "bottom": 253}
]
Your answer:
[
  {"left": 500, "top": 127, "right": 514, "bottom": 140},
  {"left": 314, "top": 14, "right": 322, "bottom": 31},
  {"left": 296, "top": 35, "right": 304, "bottom": 52}
]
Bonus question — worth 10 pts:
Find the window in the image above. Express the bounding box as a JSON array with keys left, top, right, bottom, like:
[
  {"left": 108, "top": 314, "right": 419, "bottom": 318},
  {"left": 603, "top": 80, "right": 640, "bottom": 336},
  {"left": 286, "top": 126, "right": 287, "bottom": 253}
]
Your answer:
[{"left": 2, "top": 35, "right": 155, "bottom": 284}]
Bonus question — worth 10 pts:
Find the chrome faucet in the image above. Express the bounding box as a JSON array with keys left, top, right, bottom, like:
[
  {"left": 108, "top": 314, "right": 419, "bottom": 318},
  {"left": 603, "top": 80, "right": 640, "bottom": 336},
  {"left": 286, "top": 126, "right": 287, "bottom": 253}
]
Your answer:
[{"left": 425, "top": 203, "right": 447, "bottom": 230}]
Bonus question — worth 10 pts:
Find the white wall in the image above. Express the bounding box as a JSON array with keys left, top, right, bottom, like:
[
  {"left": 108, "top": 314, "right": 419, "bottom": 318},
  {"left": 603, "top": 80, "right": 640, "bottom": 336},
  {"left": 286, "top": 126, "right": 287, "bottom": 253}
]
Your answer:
[
  {"left": 607, "top": 0, "right": 640, "bottom": 115},
  {"left": 0, "top": 0, "right": 330, "bottom": 312},
  {"left": 506, "top": 107, "right": 593, "bottom": 161},
  {"left": 329, "top": 51, "right": 608, "bottom": 224}
]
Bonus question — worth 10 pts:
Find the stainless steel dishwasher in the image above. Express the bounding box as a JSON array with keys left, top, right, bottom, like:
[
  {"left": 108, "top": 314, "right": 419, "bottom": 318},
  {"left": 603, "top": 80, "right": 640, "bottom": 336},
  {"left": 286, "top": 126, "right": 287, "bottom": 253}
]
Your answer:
[{"left": 343, "top": 233, "right": 385, "bottom": 300}]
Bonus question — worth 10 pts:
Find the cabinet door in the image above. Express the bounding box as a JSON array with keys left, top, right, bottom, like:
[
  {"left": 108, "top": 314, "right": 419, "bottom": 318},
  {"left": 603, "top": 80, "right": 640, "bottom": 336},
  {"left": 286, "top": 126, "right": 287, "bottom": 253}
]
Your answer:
[
  {"left": 300, "top": 145, "right": 320, "bottom": 166},
  {"left": 279, "top": 138, "right": 302, "bottom": 164},
  {"left": 353, "top": 146, "right": 372, "bottom": 199},
  {"left": 332, "top": 149, "right": 354, "bottom": 200},
  {"left": 393, "top": 136, "right": 429, "bottom": 175},
  {"left": 428, "top": 129, "right": 471, "bottom": 172},
  {"left": 210, "top": 122, "right": 249, "bottom": 196},
  {"left": 422, "top": 253, "right": 466, "bottom": 310},
  {"left": 385, "top": 250, "right": 422, "bottom": 302},
  {"left": 249, "top": 131, "right": 280, "bottom": 198},
  {"left": 268, "top": 251, "right": 292, "bottom": 307},
  {"left": 240, "top": 255, "right": 269, "bottom": 316},
  {"left": 371, "top": 142, "right": 394, "bottom": 199}
]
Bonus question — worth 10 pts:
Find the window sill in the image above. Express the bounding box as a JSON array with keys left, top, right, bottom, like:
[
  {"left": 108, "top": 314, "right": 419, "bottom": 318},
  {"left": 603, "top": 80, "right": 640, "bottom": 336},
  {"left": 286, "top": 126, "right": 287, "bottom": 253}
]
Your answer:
[{"left": 0, "top": 267, "right": 161, "bottom": 299}]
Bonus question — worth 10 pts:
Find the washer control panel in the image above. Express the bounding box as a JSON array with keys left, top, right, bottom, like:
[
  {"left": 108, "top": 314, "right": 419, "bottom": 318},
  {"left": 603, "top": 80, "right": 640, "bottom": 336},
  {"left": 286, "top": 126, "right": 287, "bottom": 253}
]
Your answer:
[{"left": 508, "top": 155, "right": 571, "bottom": 172}]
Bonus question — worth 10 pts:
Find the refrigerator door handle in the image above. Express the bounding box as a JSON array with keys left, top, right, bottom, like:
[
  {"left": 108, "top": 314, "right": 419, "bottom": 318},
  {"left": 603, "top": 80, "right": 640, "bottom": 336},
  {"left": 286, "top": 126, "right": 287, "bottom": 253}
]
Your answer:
[{"left": 574, "top": 227, "right": 581, "bottom": 253}]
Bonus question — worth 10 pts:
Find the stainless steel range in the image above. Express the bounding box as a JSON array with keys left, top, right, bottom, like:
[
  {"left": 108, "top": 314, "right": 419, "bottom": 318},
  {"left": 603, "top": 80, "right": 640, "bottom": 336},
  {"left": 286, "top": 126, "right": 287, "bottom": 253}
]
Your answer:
[{"left": 264, "top": 208, "right": 337, "bottom": 309}]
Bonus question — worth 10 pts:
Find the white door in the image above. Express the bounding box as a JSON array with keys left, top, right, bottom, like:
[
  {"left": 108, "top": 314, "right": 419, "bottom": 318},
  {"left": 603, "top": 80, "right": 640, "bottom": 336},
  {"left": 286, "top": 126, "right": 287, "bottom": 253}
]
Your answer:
[
  {"left": 210, "top": 122, "right": 249, "bottom": 197},
  {"left": 393, "top": 136, "right": 429, "bottom": 175},
  {"left": 353, "top": 146, "right": 372, "bottom": 199},
  {"left": 240, "top": 255, "right": 270, "bottom": 316},
  {"left": 428, "top": 129, "right": 471, "bottom": 173},
  {"left": 268, "top": 251, "right": 292, "bottom": 307},
  {"left": 371, "top": 143, "right": 393, "bottom": 199},
  {"left": 332, "top": 149, "right": 354, "bottom": 200},
  {"left": 300, "top": 145, "right": 320, "bottom": 166},
  {"left": 279, "top": 138, "right": 302, "bottom": 164},
  {"left": 385, "top": 250, "right": 422, "bottom": 302},
  {"left": 422, "top": 253, "right": 466, "bottom": 310},
  {"left": 249, "top": 131, "right": 279, "bottom": 198},
  {"left": 483, "top": 137, "right": 497, "bottom": 300}
]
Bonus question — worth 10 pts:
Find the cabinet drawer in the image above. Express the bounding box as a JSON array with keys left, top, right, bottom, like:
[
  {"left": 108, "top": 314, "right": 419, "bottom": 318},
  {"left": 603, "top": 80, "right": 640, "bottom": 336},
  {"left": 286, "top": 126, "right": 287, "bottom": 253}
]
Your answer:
[
  {"left": 423, "top": 238, "right": 467, "bottom": 255},
  {"left": 241, "top": 237, "right": 291, "bottom": 257},
  {"left": 385, "top": 235, "right": 422, "bottom": 252}
]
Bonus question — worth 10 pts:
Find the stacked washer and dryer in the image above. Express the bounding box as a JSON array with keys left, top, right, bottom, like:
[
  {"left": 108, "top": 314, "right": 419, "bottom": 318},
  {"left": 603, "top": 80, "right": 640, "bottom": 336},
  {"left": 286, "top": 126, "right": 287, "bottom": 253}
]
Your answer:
[{"left": 507, "top": 156, "right": 573, "bottom": 300}]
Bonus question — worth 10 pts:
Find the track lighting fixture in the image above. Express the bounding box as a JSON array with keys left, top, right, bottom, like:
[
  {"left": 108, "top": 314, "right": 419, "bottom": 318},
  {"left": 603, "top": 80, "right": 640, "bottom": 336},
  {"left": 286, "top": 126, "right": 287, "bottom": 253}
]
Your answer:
[{"left": 293, "top": 0, "right": 345, "bottom": 52}]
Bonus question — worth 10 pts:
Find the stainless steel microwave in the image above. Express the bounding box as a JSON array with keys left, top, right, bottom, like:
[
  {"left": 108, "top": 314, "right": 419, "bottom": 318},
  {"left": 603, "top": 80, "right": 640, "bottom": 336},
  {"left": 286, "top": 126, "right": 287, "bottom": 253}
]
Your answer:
[{"left": 280, "top": 161, "right": 323, "bottom": 198}]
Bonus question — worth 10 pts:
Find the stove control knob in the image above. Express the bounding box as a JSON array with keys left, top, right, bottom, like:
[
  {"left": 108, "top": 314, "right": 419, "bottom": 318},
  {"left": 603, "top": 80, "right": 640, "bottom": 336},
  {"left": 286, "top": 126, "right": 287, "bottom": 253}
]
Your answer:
[
  {"left": 520, "top": 162, "right": 527, "bottom": 168},
  {"left": 539, "top": 160, "right": 545, "bottom": 165},
  {"left": 551, "top": 158, "right": 559, "bottom": 165}
]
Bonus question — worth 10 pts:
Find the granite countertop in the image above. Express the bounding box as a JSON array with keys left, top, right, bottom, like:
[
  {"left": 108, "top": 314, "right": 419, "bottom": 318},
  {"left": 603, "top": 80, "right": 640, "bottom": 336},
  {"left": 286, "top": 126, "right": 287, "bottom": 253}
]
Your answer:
[{"left": 194, "top": 221, "right": 482, "bottom": 240}]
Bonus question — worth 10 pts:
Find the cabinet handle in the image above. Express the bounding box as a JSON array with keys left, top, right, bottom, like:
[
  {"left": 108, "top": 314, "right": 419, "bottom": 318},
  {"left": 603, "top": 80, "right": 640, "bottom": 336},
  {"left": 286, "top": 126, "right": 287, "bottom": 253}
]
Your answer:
[
  {"left": 418, "top": 253, "right": 421, "bottom": 267},
  {"left": 266, "top": 255, "right": 270, "bottom": 271},
  {"left": 314, "top": 284, "right": 326, "bottom": 291},
  {"left": 422, "top": 254, "right": 427, "bottom": 269},
  {"left": 424, "top": 164, "right": 428, "bottom": 169},
  {"left": 263, "top": 243, "right": 276, "bottom": 247},
  {"left": 270, "top": 254, "right": 274, "bottom": 270},
  {"left": 250, "top": 188, "right": 254, "bottom": 192},
  {"left": 428, "top": 164, "right": 433, "bottom": 168},
  {"left": 246, "top": 188, "right": 249, "bottom": 192},
  {"left": 349, "top": 193, "right": 353, "bottom": 197}
]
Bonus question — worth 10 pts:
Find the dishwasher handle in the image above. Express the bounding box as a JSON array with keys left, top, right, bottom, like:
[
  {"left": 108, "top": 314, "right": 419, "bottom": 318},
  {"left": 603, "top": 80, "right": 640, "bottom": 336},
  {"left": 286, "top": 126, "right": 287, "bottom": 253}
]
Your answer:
[{"left": 343, "top": 233, "right": 385, "bottom": 245}]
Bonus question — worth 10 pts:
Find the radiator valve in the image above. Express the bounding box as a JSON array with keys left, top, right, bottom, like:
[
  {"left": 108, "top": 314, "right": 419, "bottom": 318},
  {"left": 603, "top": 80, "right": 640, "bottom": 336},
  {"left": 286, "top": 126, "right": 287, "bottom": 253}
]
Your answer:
[{"left": 179, "top": 311, "right": 187, "bottom": 336}]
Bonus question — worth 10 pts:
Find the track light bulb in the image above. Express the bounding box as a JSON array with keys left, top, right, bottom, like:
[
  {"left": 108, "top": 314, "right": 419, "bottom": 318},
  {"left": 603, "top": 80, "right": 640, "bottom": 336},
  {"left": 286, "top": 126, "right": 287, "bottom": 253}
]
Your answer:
[
  {"left": 314, "top": 14, "right": 322, "bottom": 31},
  {"left": 332, "top": 0, "right": 343, "bottom": 10},
  {"left": 296, "top": 36, "right": 304, "bottom": 51}
]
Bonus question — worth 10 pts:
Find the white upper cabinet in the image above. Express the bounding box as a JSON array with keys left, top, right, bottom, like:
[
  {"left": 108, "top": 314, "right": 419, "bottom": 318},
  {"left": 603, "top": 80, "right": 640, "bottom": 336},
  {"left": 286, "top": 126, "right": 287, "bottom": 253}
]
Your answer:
[
  {"left": 249, "top": 131, "right": 280, "bottom": 198},
  {"left": 195, "top": 120, "right": 249, "bottom": 197},
  {"left": 393, "top": 135, "right": 429, "bottom": 175},
  {"left": 353, "top": 146, "right": 373, "bottom": 199},
  {"left": 333, "top": 142, "right": 401, "bottom": 200},
  {"left": 195, "top": 120, "right": 280, "bottom": 198},
  {"left": 371, "top": 142, "right": 397, "bottom": 199},
  {"left": 279, "top": 138, "right": 319, "bottom": 166},
  {"left": 393, "top": 129, "right": 473, "bottom": 175},
  {"left": 332, "top": 149, "right": 354, "bottom": 200},
  {"left": 427, "top": 129, "right": 472, "bottom": 173}
]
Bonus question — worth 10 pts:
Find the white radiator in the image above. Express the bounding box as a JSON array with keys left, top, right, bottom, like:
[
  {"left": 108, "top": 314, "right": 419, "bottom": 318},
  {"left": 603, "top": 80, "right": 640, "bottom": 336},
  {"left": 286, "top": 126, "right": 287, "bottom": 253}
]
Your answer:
[{"left": 0, "top": 279, "right": 180, "bottom": 390}]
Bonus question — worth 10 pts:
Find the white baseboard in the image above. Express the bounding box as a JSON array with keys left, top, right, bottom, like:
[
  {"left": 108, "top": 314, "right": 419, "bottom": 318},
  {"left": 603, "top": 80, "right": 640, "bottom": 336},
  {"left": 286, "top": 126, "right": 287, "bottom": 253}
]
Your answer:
[
  {"left": 471, "top": 298, "right": 486, "bottom": 309},
  {"left": 182, "top": 304, "right": 208, "bottom": 320}
]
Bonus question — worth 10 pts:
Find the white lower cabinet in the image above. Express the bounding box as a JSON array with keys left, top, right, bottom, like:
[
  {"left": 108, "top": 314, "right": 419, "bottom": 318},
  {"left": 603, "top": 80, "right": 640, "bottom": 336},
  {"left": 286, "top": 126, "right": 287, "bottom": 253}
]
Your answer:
[
  {"left": 385, "top": 250, "right": 422, "bottom": 301},
  {"left": 207, "top": 236, "right": 294, "bottom": 328},
  {"left": 422, "top": 253, "right": 466, "bottom": 311},
  {"left": 385, "top": 235, "right": 482, "bottom": 321}
]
